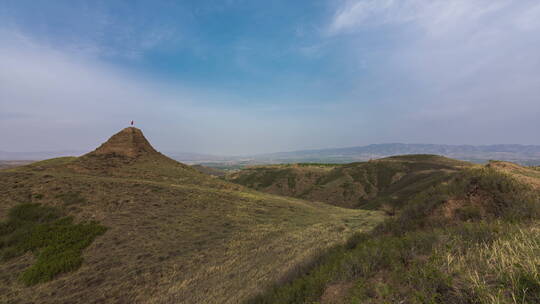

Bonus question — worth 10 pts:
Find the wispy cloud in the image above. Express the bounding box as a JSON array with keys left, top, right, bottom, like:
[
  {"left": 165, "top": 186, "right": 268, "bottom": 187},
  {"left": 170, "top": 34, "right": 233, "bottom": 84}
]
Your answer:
[
  {"left": 0, "top": 30, "right": 241, "bottom": 152},
  {"left": 1, "top": 1, "right": 539, "bottom": 154},
  {"left": 0, "top": 2, "right": 183, "bottom": 61},
  {"left": 323, "top": 0, "right": 540, "bottom": 144},
  {"left": 328, "top": 0, "right": 540, "bottom": 35}
]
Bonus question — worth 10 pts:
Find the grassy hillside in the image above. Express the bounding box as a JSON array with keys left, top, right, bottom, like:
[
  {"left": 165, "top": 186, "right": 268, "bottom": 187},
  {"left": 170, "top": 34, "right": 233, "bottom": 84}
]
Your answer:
[
  {"left": 0, "top": 128, "right": 384, "bottom": 304},
  {"left": 247, "top": 164, "right": 540, "bottom": 304},
  {"left": 228, "top": 155, "right": 472, "bottom": 210}
]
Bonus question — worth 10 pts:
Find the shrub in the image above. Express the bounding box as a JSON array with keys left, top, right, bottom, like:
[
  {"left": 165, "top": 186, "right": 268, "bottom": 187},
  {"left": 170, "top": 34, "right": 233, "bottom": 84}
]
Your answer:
[{"left": 0, "top": 203, "right": 106, "bottom": 285}]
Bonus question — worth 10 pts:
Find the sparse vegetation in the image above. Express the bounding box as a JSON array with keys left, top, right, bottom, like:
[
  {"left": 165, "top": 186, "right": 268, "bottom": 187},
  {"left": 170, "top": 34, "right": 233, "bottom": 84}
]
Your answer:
[
  {"left": 0, "top": 203, "right": 106, "bottom": 285},
  {"left": 0, "top": 127, "right": 384, "bottom": 304},
  {"left": 247, "top": 168, "right": 540, "bottom": 304},
  {"left": 229, "top": 155, "right": 470, "bottom": 209},
  {"left": 3, "top": 127, "right": 539, "bottom": 304}
]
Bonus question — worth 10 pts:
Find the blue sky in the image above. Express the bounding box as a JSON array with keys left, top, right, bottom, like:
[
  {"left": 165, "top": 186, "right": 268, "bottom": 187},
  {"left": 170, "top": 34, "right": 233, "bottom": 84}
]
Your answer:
[{"left": 1, "top": 0, "right": 540, "bottom": 155}]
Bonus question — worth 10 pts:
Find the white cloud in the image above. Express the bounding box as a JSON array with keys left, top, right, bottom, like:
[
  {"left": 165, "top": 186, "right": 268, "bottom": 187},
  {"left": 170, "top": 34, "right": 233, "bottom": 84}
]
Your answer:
[
  {"left": 1, "top": 1, "right": 539, "bottom": 154},
  {"left": 324, "top": 0, "right": 540, "bottom": 144},
  {"left": 328, "top": 0, "right": 540, "bottom": 36},
  {"left": 514, "top": 3, "right": 540, "bottom": 30}
]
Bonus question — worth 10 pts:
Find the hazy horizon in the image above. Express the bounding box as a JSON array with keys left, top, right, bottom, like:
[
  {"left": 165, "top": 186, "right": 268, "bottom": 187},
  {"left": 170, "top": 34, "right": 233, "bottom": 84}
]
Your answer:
[
  {"left": 2, "top": 140, "right": 540, "bottom": 159},
  {"left": 2, "top": 1, "right": 540, "bottom": 155}
]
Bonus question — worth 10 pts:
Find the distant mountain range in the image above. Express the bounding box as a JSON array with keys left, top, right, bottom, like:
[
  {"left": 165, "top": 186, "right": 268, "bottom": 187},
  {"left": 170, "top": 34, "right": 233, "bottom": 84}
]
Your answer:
[{"left": 3, "top": 143, "right": 540, "bottom": 165}]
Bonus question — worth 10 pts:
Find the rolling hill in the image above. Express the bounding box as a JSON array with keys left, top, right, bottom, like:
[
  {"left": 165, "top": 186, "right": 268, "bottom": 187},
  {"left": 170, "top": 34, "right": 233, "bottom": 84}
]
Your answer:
[
  {"left": 228, "top": 155, "right": 473, "bottom": 210},
  {"left": 243, "top": 160, "right": 540, "bottom": 303},
  {"left": 0, "top": 127, "right": 384, "bottom": 304}
]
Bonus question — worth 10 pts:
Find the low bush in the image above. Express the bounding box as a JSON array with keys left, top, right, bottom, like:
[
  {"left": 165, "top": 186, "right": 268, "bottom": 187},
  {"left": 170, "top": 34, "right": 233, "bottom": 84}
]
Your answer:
[{"left": 0, "top": 203, "right": 106, "bottom": 285}]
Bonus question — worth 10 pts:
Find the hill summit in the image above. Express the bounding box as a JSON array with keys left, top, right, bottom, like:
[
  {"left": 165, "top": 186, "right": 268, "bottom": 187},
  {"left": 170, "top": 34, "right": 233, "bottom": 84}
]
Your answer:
[
  {"left": 86, "top": 127, "right": 158, "bottom": 158},
  {"left": 71, "top": 127, "right": 180, "bottom": 175}
]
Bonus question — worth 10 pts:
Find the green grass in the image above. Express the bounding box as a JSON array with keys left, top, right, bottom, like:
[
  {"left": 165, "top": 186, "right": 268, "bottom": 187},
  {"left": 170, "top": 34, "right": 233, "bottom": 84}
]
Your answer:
[
  {"left": 247, "top": 168, "right": 540, "bottom": 304},
  {"left": 0, "top": 203, "right": 106, "bottom": 285}
]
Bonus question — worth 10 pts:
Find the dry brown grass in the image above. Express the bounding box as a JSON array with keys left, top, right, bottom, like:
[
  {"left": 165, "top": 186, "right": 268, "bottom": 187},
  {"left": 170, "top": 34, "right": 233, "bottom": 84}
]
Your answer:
[
  {"left": 0, "top": 155, "right": 384, "bottom": 304},
  {"left": 487, "top": 161, "right": 540, "bottom": 189},
  {"left": 443, "top": 225, "right": 540, "bottom": 303}
]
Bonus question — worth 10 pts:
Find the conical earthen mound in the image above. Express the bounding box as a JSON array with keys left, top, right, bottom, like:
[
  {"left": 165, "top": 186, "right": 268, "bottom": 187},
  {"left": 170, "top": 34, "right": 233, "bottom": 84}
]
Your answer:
[
  {"left": 86, "top": 127, "right": 159, "bottom": 158},
  {"left": 71, "top": 127, "right": 187, "bottom": 175}
]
